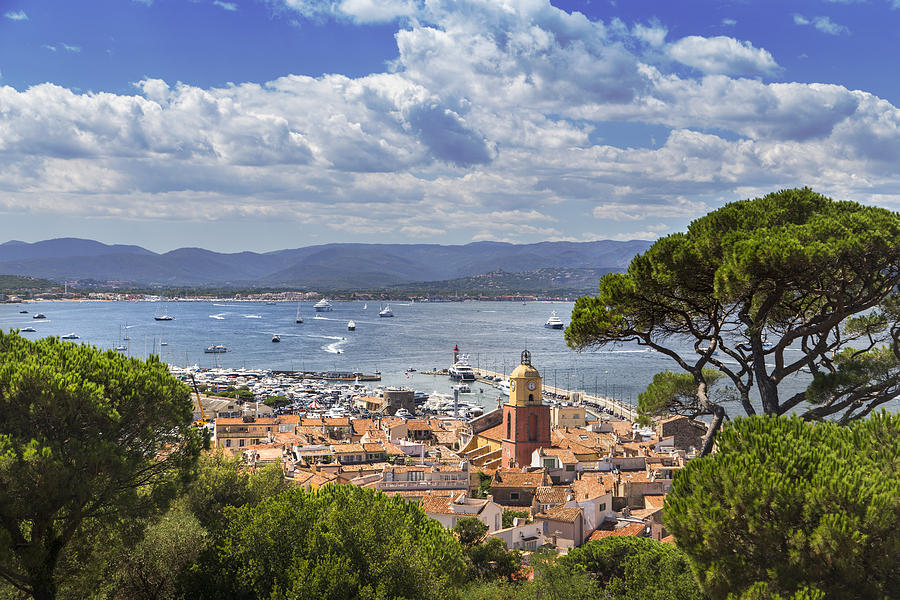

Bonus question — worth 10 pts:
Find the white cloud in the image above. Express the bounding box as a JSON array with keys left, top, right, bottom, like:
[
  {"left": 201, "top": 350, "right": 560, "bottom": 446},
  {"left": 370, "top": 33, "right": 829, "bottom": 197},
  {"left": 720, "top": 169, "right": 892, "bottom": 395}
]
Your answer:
[
  {"left": 43, "top": 44, "right": 57, "bottom": 52},
  {"left": 4, "top": 10, "right": 27, "bottom": 20},
  {"left": 62, "top": 43, "right": 81, "bottom": 53},
  {"left": 794, "top": 14, "right": 849, "bottom": 35},
  {"left": 213, "top": 0, "right": 238, "bottom": 10},
  {"left": 722, "top": 18, "right": 737, "bottom": 26},
  {"left": 667, "top": 36, "right": 780, "bottom": 77},
  {"left": 2, "top": 0, "right": 900, "bottom": 245}
]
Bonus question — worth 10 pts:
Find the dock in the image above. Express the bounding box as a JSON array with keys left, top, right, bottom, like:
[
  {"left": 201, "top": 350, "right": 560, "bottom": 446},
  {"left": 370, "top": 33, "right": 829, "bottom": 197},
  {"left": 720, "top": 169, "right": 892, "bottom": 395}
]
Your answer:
[{"left": 474, "top": 368, "right": 640, "bottom": 422}]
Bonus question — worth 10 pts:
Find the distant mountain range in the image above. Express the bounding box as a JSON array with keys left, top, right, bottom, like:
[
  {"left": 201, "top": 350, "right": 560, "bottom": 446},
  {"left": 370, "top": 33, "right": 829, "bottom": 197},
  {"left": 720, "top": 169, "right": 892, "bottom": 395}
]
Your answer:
[{"left": 0, "top": 238, "right": 652, "bottom": 290}]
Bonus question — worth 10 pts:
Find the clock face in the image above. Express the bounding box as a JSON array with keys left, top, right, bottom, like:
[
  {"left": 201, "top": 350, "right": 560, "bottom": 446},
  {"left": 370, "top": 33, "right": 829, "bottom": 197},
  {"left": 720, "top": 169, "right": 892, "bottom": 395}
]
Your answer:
[
  {"left": 510, "top": 380, "right": 516, "bottom": 391},
  {"left": 528, "top": 381, "right": 537, "bottom": 391}
]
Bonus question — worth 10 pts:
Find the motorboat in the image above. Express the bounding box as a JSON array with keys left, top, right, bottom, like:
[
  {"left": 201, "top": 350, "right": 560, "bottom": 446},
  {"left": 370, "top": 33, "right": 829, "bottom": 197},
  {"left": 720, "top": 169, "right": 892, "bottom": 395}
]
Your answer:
[
  {"left": 21, "top": 326, "right": 36, "bottom": 332},
  {"left": 61, "top": 333, "right": 79, "bottom": 340},
  {"left": 160, "top": 341, "right": 168, "bottom": 346},
  {"left": 544, "top": 311, "right": 564, "bottom": 329},
  {"left": 272, "top": 334, "right": 281, "bottom": 343},
  {"left": 314, "top": 299, "right": 334, "bottom": 312},
  {"left": 449, "top": 354, "right": 476, "bottom": 381},
  {"left": 363, "top": 303, "right": 368, "bottom": 310},
  {"left": 347, "top": 320, "right": 356, "bottom": 331},
  {"left": 453, "top": 383, "right": 472, "bottom": 393},
  {"left": 115, "top": 344, "right": 127, "bottom": 352},
  {"left": 19, "top": 310, "right": 27, "bottom": 313},
  {"left": 295, "top": 301, "right": 303, "bottom": 323},
  {"left": 378, "top": 305, "right": 393, "bottom": 317},
  {"left": 33, "top": 313, "right": 47, "bottom": 319},
  {"left": 204, "top": 344, "right": 228, "bottom": 353}
]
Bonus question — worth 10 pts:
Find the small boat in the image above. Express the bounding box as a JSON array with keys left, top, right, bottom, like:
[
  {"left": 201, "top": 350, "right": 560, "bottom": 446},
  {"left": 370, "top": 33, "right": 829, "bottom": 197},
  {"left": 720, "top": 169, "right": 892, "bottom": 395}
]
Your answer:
[
  {"left": 379, "top": 305, "right": 393, "bottom": 318},
  {"left": 347, "top": 320, "right": 356, "bottom": 331},
  {"left": 19, "top": 310, "right": 27, "bottom": 314},
  {"left": 21, "top": 326, "right": 36, "bottom": 332},
  {"left": 33, "top": 313, "right": 47, "bottom": 319},
  {"left": 159, "top": 341, "right": 168, "bottom": 346},
  {"left": 61, "top": 333, "right": 79, "bottom": 340},
  {"left": 265, "top": 301, "right": 277, "bottom": 305},
  {"left": 295, "top": 301, "right": 303, "bottom": 323},
  {"left": 544, "top": 311, "right": 564, "bottom": 329},
  {"left": 114, "top": 344, "right": 127, "bottom": 352},
  {"left": 272, "top": 334, "right": 281, "bottom": 343},
  {"left": 363, "top": 303, "right": 368, "bottom": 310},
  {"left": 454, "top": 383, "right": 472, "bottom": 393},
  {"left": 314, "top": 299, "right": 333, "bottom": 312},
  {"left": 204, "top": 344, "right": 228, "bottom": 353}
]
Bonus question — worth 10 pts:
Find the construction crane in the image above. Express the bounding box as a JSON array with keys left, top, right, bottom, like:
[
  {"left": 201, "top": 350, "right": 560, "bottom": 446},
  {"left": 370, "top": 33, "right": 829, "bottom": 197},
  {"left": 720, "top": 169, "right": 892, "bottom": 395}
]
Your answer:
[{"left": 189, "top": 373, "right": 210, "bottom": 427}]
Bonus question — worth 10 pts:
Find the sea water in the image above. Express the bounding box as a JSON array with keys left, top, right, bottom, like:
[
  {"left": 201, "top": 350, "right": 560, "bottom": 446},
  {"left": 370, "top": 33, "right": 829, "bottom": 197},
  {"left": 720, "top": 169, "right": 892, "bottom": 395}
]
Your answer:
[{"left": 2, "top": 300, "right": 895, "bottom": 415}]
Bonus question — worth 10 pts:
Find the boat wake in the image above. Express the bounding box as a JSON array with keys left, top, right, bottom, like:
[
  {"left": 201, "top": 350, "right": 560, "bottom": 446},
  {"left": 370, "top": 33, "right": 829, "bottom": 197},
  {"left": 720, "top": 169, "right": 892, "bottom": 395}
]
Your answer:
[
  {"left": 213, "top": 303, "right": 245, "bottom": 307},
  {"left": 310, "top": 334, "right": 347, "bottom": 354},
  {"left": 209, "top": 313, "right": 226, "bottom": 320},
  {"left": 313, "top": 315, "right": 333, "bottom": 320},
  {"left": 244, "top": 314, "right": 262, "bottom": 319}
]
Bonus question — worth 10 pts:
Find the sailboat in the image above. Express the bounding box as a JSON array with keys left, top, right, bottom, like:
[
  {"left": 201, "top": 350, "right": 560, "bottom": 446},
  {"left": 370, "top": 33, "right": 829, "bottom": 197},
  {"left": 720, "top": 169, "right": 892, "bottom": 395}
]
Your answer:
[
  {"left": 154, "top": 299, "right": 175, "bottom": 321},
  {"left": 363, "top": 303, "right": 368, "bottom": 310},
  {"left": 296, "top": 300, "right": 303, "bottom": 323}
]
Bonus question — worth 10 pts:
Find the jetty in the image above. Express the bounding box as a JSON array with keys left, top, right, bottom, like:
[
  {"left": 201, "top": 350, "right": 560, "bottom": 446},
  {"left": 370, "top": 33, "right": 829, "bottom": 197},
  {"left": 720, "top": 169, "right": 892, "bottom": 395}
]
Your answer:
[{"left": 474, "top": 367, "right": 639, "bottom": 422}]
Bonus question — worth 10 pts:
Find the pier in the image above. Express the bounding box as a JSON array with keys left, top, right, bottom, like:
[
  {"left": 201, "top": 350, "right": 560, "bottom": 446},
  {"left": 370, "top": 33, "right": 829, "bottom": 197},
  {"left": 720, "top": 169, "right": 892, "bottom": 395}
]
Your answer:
[{"left": 474, "top": 368, "right": 640, "bottom": 422}]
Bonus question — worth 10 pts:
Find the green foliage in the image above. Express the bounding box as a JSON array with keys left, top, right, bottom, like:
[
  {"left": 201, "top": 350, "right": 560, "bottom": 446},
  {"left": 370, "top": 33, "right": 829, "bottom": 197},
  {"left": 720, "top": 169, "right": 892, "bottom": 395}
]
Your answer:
[
  {"left": 262, "top": 395, "right": 288, "bottom": 408},
  {"left": 563, "top": 537, "right": 706, "bottom": 600},
  {"left": 501, "top": 509, "right": 529, "bottom": 529},
  {"left": 474, "top": 472, "right": 492, "bottom": 498},
  {"left": 454, "top": 517, "right": 489, "bottom": 549},
  {"left": 107, "top": 508, "right": 209, "bottom": 600},
  {"left": 638, "top": 369, "right": 725, "bottom": 424},
  {"left": 0, "top": 331, "right": 204, "bottom": 600},
  {"left": 216, "top": 485, "right": 467, "bottom": 600},
  {"left": 664, "top": 413, "right": 900, "bottom": 600},
  {"left": 728, "top": 583, "right": 825, "bottom": 600},
  {"left": 177, "top": 451, "right": 288, "bottom": 531},
  {"left": 567, "top": 188, "right": 900, "bottom": 427}
]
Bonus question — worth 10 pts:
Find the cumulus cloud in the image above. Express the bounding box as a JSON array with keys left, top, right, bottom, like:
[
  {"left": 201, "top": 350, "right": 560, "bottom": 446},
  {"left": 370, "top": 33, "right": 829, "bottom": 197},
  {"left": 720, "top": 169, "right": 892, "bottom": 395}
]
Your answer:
[
  {"left": 4, "top": 10, "right": 27, "bottom": 20},
  {"left": 667, "top": 35, "right": 780, "bottom": 76},
  {"left": 61, "top": 43, "right": 81, "bottom": 53},
  {"left": 2, "top": 0, "right": 900, "bottom": 246},
  {"left": 213, "top": 0, "right": 238, "bottom": 10}
]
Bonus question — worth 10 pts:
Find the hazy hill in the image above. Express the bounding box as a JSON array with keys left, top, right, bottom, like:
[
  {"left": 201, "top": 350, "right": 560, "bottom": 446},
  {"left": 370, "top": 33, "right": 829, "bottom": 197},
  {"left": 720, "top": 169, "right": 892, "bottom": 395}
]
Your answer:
[{"left": 0, "top": 238, "right": 651, "bottom": 289}]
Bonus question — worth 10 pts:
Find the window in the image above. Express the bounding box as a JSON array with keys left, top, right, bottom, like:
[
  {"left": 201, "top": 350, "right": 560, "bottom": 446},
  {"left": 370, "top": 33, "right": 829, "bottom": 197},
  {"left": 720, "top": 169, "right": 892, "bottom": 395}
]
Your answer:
[
  {"left": 225, "top": 439, "right": 232, "bottom": 447},
  {"left": 598, "top": 503, "right": 606, "bottom": 511},
  {"left": 528, "top": 414, "right": 538, "bottom": 441},
  {"left": 528, "top": 393, "right": 534, "bottom": 403},
  {"left": 566, "top": 465, "right": 575, "bottom": 471},
  {"left": 410, "top": 471, "right": 424, "bottom": 481},
  {"left": 507, "top": 414, "right": 511, "bottom": 439},
  {"left": 238, "top": 439, "right": 245, "bottom": 447},
  {"left": 543, "top": 458, "right": 556, "bottom": 469},
  {"left": 510, "top": 491, "right": 520, "bottom": 501}
]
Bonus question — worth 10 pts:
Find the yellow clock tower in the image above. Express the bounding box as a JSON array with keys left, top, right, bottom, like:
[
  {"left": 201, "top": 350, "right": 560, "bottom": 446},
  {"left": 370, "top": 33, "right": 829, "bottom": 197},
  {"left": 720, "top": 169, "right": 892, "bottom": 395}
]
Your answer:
[{"left": 501, "top": 350, "right": 550, "bottom": 469}]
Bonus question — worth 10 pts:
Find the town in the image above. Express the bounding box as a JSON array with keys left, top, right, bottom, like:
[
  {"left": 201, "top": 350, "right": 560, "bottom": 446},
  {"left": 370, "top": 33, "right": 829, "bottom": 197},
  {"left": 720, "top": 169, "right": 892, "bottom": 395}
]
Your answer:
[{"left": 190, "top": 349, "right": 699, "bottom": 552}]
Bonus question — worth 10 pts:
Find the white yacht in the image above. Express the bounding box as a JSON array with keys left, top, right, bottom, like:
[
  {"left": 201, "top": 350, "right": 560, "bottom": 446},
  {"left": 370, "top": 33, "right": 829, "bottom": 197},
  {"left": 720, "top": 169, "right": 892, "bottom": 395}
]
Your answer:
[
  {"left": 449, "top": 354, "right": 476, "bottom": 381},
  {"left": 61, "top": 333, "right": 79, "bottom": 340},
  {"left": 544, "top": 311, "right": 564, "bottom": 329},
  {"left": 21, "top": 326, "right": 37, "bottom": 332},
  {"left": 378, "top": 305, "right": 393, "bottom": 317},
  {"left": 347, "top": 320, "right": 356, "bottom": 331},
  {"left": 32, "top": 313, "right": 47, "bottom": 319},
  {"left": 204, "top": 344, "right": 228, "bottom": 353},
  {"left": 314, "top": 299, "right": 334, "bottom": 312}
]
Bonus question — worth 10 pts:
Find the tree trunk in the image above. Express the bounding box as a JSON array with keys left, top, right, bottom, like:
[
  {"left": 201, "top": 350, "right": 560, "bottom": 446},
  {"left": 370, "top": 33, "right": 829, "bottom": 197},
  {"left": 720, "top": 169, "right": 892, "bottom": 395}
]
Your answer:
[{"left": 698, "top": 405, "right": 725, "bottom": 456}]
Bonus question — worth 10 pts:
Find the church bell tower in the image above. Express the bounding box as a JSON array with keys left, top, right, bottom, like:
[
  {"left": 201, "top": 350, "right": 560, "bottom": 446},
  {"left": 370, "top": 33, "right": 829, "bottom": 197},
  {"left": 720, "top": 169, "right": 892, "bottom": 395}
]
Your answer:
[{"left": 501, "top": 350, "right": 550, "bottom": 469}]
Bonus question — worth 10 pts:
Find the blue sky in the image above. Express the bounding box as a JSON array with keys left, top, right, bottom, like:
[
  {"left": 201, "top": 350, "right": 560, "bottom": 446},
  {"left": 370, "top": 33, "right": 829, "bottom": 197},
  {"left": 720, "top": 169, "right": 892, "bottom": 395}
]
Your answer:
[{"left": 1, "top": 0, "right": 899, "bottom": 253}]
